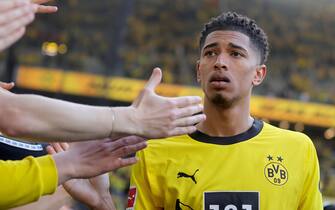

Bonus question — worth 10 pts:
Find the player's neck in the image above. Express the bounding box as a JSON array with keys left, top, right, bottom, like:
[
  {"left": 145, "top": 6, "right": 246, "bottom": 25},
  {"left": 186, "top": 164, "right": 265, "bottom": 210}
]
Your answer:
[{"left": 196, "top": 97, "right": 253, "bottom": 137}]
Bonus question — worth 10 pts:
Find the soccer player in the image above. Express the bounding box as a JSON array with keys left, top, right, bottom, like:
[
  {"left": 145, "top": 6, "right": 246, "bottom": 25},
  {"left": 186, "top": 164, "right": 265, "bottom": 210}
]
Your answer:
[{"left": 129, "top": 12, "right": 323, "bottom": 210}]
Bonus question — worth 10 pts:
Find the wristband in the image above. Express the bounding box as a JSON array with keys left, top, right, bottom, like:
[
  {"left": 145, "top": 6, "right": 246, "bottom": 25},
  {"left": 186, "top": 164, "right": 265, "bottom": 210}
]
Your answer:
[{"left": 109, "top": 108, "right": 116, "bottom": 137}]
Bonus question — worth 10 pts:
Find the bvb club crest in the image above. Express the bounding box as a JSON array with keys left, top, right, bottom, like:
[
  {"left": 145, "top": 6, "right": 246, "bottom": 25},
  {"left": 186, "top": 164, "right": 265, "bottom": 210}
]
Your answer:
[{"left": 264, "top": 155, "right": 288, "bottom": 186}]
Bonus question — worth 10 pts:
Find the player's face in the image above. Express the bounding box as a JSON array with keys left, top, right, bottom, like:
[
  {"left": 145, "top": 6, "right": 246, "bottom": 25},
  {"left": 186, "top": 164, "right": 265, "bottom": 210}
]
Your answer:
[{"left": 197, "top": 30, "right": 266, "bottom": 108}]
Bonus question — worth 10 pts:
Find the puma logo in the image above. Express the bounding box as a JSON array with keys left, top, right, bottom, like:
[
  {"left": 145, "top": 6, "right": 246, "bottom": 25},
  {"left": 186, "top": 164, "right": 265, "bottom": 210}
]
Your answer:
[
  {"left": 177, "top": 169, "right": 199, "bottom": 184},
  {"left": 175, "top": 199, "right": 194, "bottom": 210}
]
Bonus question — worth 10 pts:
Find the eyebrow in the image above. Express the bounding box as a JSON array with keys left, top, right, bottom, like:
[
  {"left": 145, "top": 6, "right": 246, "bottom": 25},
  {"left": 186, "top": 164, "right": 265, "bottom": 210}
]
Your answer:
[
  {"left": 228, "top": 42, "right": 248, "bottom": 54},
  {"left": 202, "top": 42, "right": 219, "bottom": 52},
  {"left": 202, "top": 42, "right": 248, "bottom": 54}
]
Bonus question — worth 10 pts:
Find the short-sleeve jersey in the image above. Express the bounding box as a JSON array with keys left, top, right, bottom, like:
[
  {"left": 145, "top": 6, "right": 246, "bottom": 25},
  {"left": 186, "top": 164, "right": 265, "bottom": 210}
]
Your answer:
[{"left": 129, "top": 120, "right": 323, "bottom": 210}]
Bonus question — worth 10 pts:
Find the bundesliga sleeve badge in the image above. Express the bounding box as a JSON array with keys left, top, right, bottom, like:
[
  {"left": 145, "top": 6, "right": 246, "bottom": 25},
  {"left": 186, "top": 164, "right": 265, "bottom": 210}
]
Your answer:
[{"left": 126, "top": 186, "right": 137, "bottom": 210}]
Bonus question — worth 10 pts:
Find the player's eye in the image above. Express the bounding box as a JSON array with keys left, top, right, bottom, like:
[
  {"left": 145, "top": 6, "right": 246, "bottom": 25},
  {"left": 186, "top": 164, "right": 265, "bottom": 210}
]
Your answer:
[
  {"left": 230, "top": 51, "right": 243, "bottom": 58},
  {"left": 204, "top": 50, "right": 217, "bottom": 57}
]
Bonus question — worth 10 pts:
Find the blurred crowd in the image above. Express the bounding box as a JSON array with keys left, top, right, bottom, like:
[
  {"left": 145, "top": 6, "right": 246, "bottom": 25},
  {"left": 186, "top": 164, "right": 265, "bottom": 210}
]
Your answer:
[
  {"left": 0, "top": 0, "right": 333, "bottom": 104},
  {"left": 0, "top": 1, "right": 334, "bottom": 208},
  {"left": 316, "top": 138, "right": 335, "bottom": 197}
]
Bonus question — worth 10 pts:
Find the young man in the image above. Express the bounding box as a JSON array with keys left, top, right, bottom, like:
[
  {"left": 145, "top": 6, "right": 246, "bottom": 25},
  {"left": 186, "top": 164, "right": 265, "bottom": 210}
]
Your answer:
[{"left": 129, "top": 12, "right": 323, "bottom": 210}]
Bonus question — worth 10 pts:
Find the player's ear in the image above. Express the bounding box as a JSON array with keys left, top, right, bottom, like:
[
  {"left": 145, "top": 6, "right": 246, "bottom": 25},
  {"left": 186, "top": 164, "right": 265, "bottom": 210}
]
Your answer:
[
  {"left": 252, "top": 64, "right": 266, "bottom": 86},
  {"left": 196, "top": 60, "right": 201, "bottom": 83}
]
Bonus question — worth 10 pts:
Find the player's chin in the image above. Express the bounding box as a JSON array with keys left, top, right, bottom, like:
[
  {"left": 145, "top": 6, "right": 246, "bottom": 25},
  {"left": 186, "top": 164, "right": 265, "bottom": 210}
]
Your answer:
[{"left": 209, "top": 93, "right": 233, "bottom": 107}]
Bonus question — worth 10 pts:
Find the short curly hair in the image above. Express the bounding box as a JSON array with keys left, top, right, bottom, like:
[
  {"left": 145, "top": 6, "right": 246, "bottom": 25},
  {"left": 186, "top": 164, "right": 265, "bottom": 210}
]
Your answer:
[{"left": 199, "top": 12, "right": 269, "bottom": 64}]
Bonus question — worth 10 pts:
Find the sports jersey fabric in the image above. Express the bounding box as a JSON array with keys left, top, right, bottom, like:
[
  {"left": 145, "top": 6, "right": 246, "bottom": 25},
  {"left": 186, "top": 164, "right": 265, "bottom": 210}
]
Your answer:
[
  {"left": 0, "top": 155, "right": 58, "bottom": 209},
  {"left": 129, "top": 120, "right": 322, "bottom": 210}
]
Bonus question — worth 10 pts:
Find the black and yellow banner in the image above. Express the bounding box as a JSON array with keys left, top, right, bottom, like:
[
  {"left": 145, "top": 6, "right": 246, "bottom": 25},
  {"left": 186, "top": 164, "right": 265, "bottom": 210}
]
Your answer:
[
  {"left": 251, "top": 96, "right": 335, "bottom": 128},
  {"left": 16, "top": 66, "right": 335, "bottom": 128}
]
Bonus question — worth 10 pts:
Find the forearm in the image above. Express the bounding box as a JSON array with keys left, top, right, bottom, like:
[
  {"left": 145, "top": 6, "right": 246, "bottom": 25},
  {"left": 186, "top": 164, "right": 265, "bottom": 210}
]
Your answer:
[
  {"left": 0, "top": 68, "right": 205, "bottom": 141},
  {"left": 0, "top": 91, "right": 134, "bottom": 142}
]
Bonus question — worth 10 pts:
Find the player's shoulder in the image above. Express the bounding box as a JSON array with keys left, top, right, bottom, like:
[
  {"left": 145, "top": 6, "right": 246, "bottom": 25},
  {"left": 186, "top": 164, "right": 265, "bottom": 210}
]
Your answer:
[
  {"left": 147, "top": 134, "right": 191, "bottom": 148},
  {"left": 136, "top": 134, "right": 192, "bottom": 166},
  {"left": 136, "top": 134, "right": 192, "bottom": 158},
  {"left": 262, "top": 122, "right": 313, "bottom": 144}
]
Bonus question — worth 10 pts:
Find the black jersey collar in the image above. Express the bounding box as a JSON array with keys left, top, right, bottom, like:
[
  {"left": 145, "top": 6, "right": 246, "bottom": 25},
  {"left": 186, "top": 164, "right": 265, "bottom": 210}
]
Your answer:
[{"left": 189, "top": 119, "right": 263, "bottom": 145}]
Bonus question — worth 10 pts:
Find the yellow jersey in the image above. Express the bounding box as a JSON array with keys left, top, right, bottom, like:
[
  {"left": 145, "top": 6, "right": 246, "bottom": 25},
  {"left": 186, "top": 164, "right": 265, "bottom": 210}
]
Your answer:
[
  {"left": 0, "top": 155, "right": 57, "bottom": 209},
  {"left": 129, "top": 120, "right": 322, "bottom": 210}
]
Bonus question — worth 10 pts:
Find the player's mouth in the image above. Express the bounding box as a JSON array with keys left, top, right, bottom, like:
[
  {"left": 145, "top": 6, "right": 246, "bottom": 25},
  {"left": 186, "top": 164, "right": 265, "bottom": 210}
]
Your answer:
[{"left": 209, "top": 75, "right": 231, "bottom": 89}]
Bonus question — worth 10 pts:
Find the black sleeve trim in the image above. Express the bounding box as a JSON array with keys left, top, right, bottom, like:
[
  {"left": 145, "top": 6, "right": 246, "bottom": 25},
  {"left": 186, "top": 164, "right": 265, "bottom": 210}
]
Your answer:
[{"left": 0, "top": 135, "right": 47, "bottom": 160}]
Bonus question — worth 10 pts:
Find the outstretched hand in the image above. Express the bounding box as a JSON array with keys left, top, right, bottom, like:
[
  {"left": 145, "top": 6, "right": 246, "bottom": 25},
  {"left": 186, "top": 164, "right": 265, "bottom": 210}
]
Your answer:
[
  {"left": 32, "top": 0, "right": 58, "bottom": 14},
  {"left": 130, "top": 68, "right": 206, "bottom": 138},
  {"left": 47, "top": 142, "right": 116, "bottom": 210},
  {"left": 51, "top": 135, "right": 146, "bottom": 186},
  {"left": 0, "top": 82, "right": 15, "bottom": 91},
  {"left": 0, "top": 0, "right": 57, "bottom": 51}
]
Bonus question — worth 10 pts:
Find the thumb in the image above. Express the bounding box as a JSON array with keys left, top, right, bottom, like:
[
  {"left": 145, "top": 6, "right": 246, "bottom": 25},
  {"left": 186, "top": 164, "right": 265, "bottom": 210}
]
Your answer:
[
  {"left": 0, "top": 82, "right": 15, "bottom": 90},
  {"left": 144, "top": 67, "right": 162, "bottom": 91}
]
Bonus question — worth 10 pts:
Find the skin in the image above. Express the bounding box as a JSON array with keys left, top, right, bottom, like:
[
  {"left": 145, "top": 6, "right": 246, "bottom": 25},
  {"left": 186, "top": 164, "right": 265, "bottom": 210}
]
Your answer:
[
  {"left": 0, "top": 68, "right": 205, "bottom": 141},
  {"left": 132, "top": 30, "right": 268, "bottom": 210},
  {"left": 47, "top": 142, "right": 116, "bottom": 210},
  {"left": 0, "top": 82, "right": 15, "bottom": 90},
  {"left": 0, "top": 0, "right": 57, "bottom": 51},
  {"left": 0, "top": 0, "right": 206, "bottom": 141},
  {"left": 32, "top": 0, "right": 58, "bottom": 13},
  {"left": 0, "top": 136, "right": 147, "bottom": 209},
  {"left": 196, "top": 30, "right": 267, "bottom": 137},
  {"left": 51, "top": 136, "right": 147, "bottom": 185},
  {"left": 0, "top": 1, "right": 205, "bottom": 209}
]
